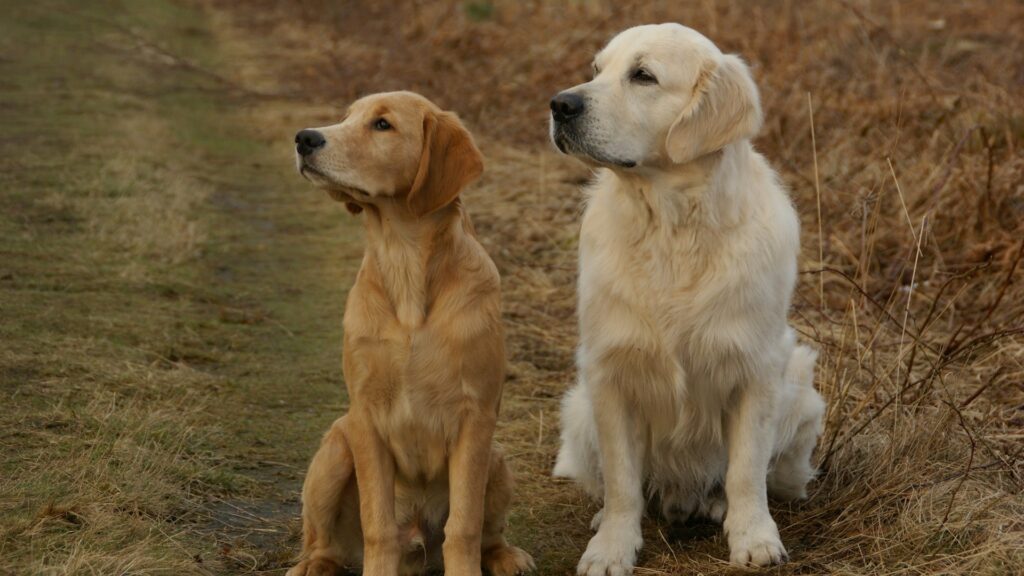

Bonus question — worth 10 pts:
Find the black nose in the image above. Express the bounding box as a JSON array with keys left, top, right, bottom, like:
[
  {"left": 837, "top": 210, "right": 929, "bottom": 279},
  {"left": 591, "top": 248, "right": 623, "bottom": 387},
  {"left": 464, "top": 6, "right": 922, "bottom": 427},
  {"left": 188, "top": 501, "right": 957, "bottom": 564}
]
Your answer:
[
  {"left": 295, "top": 129, "right": 326, "bottom": 156},
  {"left": 550, "top": 92, "right": 585, "bottom": 122}
]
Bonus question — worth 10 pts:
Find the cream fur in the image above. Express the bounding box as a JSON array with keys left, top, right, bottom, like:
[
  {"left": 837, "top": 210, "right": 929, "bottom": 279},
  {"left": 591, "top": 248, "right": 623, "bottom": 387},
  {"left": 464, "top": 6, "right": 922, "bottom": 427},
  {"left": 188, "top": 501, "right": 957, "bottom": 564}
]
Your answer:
[{"left": 550, "top": 24, "right": 825, "bottom": 574}]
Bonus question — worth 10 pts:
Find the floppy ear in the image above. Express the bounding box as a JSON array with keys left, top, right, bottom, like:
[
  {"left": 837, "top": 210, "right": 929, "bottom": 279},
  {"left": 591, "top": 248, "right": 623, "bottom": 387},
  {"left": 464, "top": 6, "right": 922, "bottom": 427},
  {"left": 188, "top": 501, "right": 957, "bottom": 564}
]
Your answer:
[
  {"left": 407, "top": 110, "right": 483, "bottom": 217},
  {"left": 665, "top": 54, "right": 763, "bottom": 164}
]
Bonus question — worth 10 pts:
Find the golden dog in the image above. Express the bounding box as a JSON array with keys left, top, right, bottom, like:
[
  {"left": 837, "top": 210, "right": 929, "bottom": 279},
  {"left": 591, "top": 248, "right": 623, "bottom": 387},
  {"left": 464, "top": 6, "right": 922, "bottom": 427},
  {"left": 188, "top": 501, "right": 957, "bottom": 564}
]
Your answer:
[{"left": 287, "top": 91, "right": 533, "bottom": 576}]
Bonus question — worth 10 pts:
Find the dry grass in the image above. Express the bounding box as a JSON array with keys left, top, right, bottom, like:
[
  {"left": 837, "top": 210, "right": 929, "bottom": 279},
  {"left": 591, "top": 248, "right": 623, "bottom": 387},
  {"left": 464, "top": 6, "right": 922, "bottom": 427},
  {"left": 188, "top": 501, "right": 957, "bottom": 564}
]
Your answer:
[
  {"left": 83, "top": 126, "right": 207, "bottom": 268},
  {"left": 2, "top": 2, "right": 354, "bottom": 574},
  {"left": 0, "top": 6, "right": 248, "bottom": 573},
  {"left": 4, "top": 391, "right": 224, "bottom": 575},
  {"left": 4, "top": 0, "right": 1021, "bottom": 574},
  {"left": 207, "top": 1, "right": 1024, "bottom": 574}
]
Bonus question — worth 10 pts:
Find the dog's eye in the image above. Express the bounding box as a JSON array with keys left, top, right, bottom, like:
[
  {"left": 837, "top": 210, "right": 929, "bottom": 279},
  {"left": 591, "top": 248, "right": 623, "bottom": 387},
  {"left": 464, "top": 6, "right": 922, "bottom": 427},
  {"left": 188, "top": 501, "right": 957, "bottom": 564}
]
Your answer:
[
  {"left": 372, "top": 118, "right": 392, "bottom": 131},
  {"left": 630, "top": 68, "right": 657, "bottom": 85}
]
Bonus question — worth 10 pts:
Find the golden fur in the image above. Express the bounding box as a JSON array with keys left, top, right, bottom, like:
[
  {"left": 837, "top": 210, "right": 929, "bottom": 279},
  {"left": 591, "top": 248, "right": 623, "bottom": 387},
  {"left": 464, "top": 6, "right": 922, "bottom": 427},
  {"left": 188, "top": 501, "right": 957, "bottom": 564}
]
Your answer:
[{"left": 287, "top": 91, "right": 533, "bottom": 576}]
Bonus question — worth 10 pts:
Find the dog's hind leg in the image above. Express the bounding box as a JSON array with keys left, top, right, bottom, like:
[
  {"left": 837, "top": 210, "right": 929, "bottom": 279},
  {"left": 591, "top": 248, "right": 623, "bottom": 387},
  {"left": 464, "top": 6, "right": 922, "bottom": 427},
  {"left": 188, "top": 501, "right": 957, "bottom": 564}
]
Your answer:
[
  {"left": 288, "top": 416, "right": 359, "bottom": 576},
  {"left": 480, "top": 446, "right": 535, "bottom": 576},
  {"left": 768, "top": 345, "right": 825, "bottom": 501}
]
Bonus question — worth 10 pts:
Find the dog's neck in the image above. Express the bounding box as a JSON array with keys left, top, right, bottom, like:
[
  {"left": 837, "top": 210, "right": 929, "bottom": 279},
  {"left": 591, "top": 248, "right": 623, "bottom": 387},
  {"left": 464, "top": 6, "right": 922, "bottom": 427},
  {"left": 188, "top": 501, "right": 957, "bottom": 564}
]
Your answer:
[
  {"left": 359, "top": 199, "right": 464, "bottom": 328},
  {"left": 609, "top": 141, "right": 753, "bottom": 230}
]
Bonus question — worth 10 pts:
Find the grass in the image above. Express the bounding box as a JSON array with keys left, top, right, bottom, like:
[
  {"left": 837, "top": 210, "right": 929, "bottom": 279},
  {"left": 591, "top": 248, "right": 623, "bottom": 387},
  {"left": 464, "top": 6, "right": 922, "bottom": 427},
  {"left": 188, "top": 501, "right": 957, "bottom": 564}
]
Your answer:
[
  {"left": 1, "top": 0, "right": 360, "bottom": 573},
  {"left": 4, "top": 0, "right": 1023, "bottom": 575}
]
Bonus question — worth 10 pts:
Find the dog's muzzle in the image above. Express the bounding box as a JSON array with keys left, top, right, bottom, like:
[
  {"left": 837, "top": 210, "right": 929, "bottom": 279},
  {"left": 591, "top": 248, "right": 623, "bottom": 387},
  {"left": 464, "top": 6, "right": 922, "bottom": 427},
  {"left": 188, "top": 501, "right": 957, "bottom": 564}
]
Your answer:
[
  {"left": 550, "top": 91, "right": 587, "bottom": 154},
  {"left": 548, "top": 91, "right": 637, "bottom": 168}
]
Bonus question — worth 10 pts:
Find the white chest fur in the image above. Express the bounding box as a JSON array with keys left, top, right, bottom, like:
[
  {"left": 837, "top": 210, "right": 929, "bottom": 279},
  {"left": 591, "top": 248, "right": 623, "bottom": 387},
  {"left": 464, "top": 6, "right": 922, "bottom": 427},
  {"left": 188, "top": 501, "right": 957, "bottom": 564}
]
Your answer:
[{"left": 571, "top": 146, "right": 803, "bottom": 501}]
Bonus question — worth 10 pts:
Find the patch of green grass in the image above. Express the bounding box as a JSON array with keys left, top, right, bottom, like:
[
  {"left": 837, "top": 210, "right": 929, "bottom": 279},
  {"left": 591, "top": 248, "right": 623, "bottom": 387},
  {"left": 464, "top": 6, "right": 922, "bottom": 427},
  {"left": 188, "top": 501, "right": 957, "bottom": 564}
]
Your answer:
[
  {"left": 1, "top": 0, "right": 360, "bottom": 573},
  {"left": 464, "top": 0, "right": 495, "bottom": 21}
]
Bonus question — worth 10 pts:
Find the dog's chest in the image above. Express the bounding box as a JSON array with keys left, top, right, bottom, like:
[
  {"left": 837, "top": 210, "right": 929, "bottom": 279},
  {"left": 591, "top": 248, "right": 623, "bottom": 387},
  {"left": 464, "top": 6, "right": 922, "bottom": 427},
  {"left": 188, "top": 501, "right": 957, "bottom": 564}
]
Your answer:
[
  {"left": 385, "top": 393, "right": 451, "bottom": 481},
  {"left": 344, "top": 316, "right": 475, "bottom": 482},
  {"left": 582, "top": 205, "right": 711, "bottom": 321},
  {"left": 579, "top": 187, "right": 772, "bottom": 395},
  {"left": 374, "top": 242, "right": 429, "bottom": 328}
]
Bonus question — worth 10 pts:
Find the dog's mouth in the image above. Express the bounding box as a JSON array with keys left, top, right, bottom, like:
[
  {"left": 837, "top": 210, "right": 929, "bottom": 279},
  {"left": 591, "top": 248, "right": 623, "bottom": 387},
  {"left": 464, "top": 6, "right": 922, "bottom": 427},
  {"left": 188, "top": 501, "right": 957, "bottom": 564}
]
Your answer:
[
  {"left": 297, "top": 160, "right": 332, "bottom": 184},
  {"left": 551, "top": 126, "right": 636, "bottom": 169},
  {"left": 553, "top": 132, "right": 569, "bottom": 154},
  {"left": 297, "top": 161, "right": 372, "bottom": 203}
]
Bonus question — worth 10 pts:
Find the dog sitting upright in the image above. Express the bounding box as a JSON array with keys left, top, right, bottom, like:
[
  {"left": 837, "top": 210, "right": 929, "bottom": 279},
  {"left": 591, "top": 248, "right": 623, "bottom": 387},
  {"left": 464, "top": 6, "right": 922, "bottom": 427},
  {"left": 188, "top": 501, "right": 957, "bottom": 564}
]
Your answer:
[
  {"left": 550, "top": 24, "right": 825, "bottom": 574},
  {"left": 287, "top": 92, "right": 533, "bottom": 576}
]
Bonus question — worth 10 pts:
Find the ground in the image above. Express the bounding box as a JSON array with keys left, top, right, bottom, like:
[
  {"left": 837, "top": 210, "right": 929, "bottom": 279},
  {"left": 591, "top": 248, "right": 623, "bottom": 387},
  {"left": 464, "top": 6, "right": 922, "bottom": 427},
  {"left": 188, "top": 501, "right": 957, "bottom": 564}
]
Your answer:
[{"left": 1, "top": 1, "right": 1022, "bottom": 575}]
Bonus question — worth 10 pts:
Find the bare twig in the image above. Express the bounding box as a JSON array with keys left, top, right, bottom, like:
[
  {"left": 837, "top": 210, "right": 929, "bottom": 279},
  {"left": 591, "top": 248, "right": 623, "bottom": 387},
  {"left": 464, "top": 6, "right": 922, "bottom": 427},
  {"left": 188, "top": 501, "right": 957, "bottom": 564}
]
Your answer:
[{"left": 809, "top": 93, "right": 825, "bottom": 311}]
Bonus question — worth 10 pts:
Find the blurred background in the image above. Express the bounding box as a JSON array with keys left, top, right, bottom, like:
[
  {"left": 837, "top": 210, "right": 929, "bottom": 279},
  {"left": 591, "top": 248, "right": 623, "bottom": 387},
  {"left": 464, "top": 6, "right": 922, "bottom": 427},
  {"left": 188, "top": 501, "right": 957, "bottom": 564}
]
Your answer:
[{"left": 2, "top": 1, "right": 1022, "bottom": 574}]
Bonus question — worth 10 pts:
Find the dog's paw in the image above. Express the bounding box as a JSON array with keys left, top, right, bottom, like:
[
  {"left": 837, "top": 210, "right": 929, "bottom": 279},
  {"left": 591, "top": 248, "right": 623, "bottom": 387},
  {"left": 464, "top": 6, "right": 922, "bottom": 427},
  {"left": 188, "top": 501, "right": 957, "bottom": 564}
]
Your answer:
[
  {"left": 285, "top": 558, "right": 340, "bottom": 576},
  {"left": 589, "top": 508, "right": 604, "bottom": 531},
  {"left": 483, "top": 545, "right": 535, "bottom": 575},
  {"left": 701, "top": 495, "right": 728, "bottom": 524},
  {"left": 576, "top": 521, "right": 642, "bottom": 576},
  {"left": 725, "top": 516, "right": 788, "bottom": 567}
]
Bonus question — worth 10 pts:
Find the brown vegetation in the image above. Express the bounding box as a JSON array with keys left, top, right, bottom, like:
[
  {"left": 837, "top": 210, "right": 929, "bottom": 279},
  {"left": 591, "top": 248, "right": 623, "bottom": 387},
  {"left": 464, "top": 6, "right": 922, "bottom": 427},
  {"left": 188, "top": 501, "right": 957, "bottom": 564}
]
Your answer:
[
  {"left": 212, "top": 1, "right": 1024, "bottom": 573},
  {"left": 4, "top": 0, "right": 1021, "bottom": 574}
]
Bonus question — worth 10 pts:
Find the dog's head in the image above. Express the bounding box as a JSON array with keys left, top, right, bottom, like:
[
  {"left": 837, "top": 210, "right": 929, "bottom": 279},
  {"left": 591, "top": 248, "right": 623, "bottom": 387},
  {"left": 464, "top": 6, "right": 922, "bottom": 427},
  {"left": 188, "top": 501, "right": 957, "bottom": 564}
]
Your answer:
[
  {"left": 295, "top": 91, "right": 483, "bottom": 216},
  {"left": 549, "top": 23, "right": 763, "bottom": 170}
]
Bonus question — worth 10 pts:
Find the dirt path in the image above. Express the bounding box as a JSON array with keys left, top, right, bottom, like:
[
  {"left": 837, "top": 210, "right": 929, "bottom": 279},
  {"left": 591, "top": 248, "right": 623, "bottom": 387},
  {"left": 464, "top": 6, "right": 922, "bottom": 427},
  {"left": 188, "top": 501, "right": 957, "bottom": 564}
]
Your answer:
[{"left": 1, "top": 1, "right": 360, "bottom": 573}]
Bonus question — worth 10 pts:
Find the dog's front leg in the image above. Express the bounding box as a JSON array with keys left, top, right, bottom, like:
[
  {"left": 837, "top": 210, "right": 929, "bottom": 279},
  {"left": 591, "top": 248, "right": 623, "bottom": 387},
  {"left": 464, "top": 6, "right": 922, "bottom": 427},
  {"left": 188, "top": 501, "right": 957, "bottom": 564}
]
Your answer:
[
  {"left": 577, "top": 360, "right": 645, "bottom": 576},
  {"left": 343, "top": 413, "right": 400, "bottom": 576},
  {"left": 723, "top": 382, "right": 787, "bottom": 567},
  {"left": 443, "top": 409, "right": 496, "bottom": 576}
]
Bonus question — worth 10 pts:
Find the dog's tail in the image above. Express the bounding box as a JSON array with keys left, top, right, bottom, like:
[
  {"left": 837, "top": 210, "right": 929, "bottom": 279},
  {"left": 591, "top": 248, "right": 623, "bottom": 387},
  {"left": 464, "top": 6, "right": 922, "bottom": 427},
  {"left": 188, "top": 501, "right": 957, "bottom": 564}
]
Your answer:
[
  {"left": 553, "top": 385, "right": 603, "bottom": 499},
  {"left": 770, "top": 339, "right": 825, "bottom": 500},
  {"left": 785, "top": 342, "right": 818, "bottom": 391}
]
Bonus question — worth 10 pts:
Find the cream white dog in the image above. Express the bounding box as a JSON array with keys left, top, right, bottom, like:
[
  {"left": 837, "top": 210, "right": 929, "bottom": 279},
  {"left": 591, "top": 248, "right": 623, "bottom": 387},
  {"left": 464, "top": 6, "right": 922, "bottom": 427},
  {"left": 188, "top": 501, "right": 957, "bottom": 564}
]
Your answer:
[{"left": 549, "top": 24, "right": 825, "bottom": 574}]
